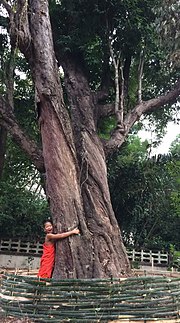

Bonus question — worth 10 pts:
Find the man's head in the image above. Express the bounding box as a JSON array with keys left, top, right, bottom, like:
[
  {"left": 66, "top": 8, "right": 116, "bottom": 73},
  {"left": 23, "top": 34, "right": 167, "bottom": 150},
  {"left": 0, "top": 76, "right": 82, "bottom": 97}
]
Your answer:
[{"left": 44, "top": 221, "right": 53, "bottom": 233}]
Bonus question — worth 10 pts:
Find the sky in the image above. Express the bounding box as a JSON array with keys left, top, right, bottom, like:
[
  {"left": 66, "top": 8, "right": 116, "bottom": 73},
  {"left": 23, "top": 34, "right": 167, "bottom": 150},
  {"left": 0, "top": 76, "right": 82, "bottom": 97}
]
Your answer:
[{"left": 138, "top": 121, "right": 180, "bottom": 155}]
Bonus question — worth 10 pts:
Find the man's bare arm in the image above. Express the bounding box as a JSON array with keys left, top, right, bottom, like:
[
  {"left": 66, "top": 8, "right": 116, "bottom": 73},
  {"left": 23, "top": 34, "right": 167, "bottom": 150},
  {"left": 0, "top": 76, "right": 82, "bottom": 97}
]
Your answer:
[{"left": 47, "top": 228, "right": 80, "bottom": 240}]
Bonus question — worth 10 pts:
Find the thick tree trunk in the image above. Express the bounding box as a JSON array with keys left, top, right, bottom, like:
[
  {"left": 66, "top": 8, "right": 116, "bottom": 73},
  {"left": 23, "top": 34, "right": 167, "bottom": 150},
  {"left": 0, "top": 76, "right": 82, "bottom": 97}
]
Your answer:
[
  {"left": 24, "top": 0, "right": 88, "bottom": 278},
  {"left": 62, "top": 55, "right": 130, "bottom": 277}
]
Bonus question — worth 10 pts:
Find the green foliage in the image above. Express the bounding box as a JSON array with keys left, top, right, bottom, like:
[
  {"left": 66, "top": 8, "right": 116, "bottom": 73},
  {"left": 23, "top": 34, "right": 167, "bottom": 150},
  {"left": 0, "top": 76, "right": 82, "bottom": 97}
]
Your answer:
[
  {"left": 108, "top": 135, "right": 180, "bottom": 250},
  {"left": 98, "top": 116, "right": 116, "bottom": 139},
  {"left": 49, "top": 0, "right": 179, "bottom": 134},
  {"left": 0, "top": 138, "right": 49, "bottom": 240},
  {"left": 169, "top": 134, "right": 180, "bottom": 156},
  {"left": 2, "top": 136, "right": 38, "bottom": 188},
  {"left": 0, "top": 181, "right": 50, "bottom": 240},
  {"left": 169, "top": 244, "right": 180, "bottom": 271},
  {"left": 155, "top": 0, "right": 180, "bottom": 68},
  {"left": 0, "top": 137, "right": 49, "bottom": 240},
  {"left": 168, "top": 135, "right": 180, "bottom": 217},
  {"left": 13, "top": 56, "right": 40, "bottom": 142},
  {"left": 50, "top": 0, "right": 157, "bottom": 52}
]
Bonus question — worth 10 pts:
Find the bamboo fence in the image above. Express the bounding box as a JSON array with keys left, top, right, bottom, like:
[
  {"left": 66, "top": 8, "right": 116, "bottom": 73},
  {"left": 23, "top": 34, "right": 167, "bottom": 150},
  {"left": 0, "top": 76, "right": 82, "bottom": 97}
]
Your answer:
[{"left": 0, "top": 274, "right": 180, "bottom": 322}]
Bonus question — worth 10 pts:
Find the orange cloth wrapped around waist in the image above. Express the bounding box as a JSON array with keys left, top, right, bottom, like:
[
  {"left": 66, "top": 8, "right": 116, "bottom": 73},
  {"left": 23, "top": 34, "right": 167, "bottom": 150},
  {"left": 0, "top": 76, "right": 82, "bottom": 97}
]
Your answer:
[{"left": 37, "top": 243, "right": 55, "bottom": 278}]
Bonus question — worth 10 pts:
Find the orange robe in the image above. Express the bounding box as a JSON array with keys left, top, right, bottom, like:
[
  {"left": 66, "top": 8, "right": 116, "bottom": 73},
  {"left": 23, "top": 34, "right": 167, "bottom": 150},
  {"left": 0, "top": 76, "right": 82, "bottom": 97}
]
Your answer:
[{"left": 37, "top": 243, "right": 55, "bottom": 278}]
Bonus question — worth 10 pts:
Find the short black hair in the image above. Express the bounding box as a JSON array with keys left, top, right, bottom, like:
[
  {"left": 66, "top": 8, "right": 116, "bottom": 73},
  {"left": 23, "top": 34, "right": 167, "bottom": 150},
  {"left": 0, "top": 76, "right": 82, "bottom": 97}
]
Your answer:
[{"left": 43, "top": 218, "right": 53, "bottom": 226}]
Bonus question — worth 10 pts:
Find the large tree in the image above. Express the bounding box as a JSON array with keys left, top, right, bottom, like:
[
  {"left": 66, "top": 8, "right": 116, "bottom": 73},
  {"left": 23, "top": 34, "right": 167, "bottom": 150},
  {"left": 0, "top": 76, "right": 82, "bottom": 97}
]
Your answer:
[{"left": 0, "top": 0, "right": 179, "bottom": 278}]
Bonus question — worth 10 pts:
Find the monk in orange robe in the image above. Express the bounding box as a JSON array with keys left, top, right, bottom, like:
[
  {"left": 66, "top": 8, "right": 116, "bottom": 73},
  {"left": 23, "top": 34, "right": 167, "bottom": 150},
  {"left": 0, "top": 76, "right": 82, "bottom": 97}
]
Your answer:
[{"left": 38, "top": 221, "right": 80, "bottom": 278}]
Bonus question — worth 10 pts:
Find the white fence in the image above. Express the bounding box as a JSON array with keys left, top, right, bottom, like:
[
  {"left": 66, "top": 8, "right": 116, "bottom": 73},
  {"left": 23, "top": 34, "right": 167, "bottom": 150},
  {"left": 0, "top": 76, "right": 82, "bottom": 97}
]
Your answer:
[
  {"left": 0, "top": 239, "right": 169, "bottom": 266},
  {"left": 0, "top": 239, "right": 43, "bottom": 255},
  {"left": 127, "top": 249, "right": 169, "bottom": 265}
]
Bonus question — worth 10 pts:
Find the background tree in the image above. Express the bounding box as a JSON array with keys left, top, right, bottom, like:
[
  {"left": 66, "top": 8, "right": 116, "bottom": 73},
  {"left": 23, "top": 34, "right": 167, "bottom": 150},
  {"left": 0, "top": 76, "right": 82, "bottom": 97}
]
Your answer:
[
  {"left": 108, "top": 135, "right": 180, "bottom": 250},
  {"left": 0, "top": 181, "right": 49, "bottom": 240},
  {"left": 0, "top": 0, "right": 179, "bottom": 278},
  {"left": 156, "top": 0, "right": 180, "bottom": 68},
  {"left": 168, "top": 135, "right": 180, "bottom": 222}
]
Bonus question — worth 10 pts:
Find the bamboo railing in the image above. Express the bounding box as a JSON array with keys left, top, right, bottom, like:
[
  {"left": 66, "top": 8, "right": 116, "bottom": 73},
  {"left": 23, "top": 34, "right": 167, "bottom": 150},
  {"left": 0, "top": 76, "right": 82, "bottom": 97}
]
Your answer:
[{"left": 0, "top": 274, "right": 180, "bottom": 322}]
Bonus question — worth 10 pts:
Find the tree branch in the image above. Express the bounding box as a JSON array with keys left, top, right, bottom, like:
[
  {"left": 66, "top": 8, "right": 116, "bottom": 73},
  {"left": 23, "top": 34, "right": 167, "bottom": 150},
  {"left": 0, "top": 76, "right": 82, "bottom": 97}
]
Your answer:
[
  {"left": 7, "top": 0, "right": 32, "bottom": 57},
  {"left": 119, "top": 61, "right": 125, "bottom": 123},
  {"left": 0, "top": 95, "right": 45, "bottom": 173},
  {"left": 123, "top": 55, "right": 131, "bottom": 99},
  {"left": 104, "top": 79, "right": 180, "bottom": 155},
  {"left": 137, "top": 49, "right": 145, "bottom": 103},
  {"left": 128, "top": 79, "right": 180, "bottom": 119},
  {"left": 3, "top": 47, "right": 15, "bottom": 107},
  {"left": 0, "top": 47, "right": 15, "bottom": 178},
  {"left": 108, "top": 37, "right": 122, "bottom": 124}
]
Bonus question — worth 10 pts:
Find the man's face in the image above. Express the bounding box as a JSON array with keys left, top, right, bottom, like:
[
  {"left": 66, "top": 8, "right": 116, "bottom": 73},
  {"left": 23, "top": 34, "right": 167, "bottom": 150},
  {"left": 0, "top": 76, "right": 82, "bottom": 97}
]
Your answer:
[{"left": 44, "top": 222, "right": 53, "bottom": 233}]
